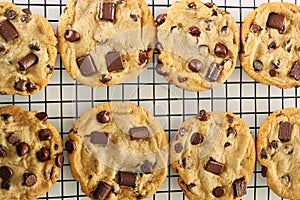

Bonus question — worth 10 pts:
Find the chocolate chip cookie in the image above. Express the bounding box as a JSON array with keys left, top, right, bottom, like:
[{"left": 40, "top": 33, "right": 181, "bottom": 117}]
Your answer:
[
  {"left": 65, "top": 102, "right": 168, "bottom": 199},
  {"left": 241, "top": 2, "right": 300, "bottom": 89},
  {"left": 0, "top": 105, "right": 64, "bottom": 199},
  {"left": 257, "top": 108, "right": 300, "bottom": 199},
  {"left": 170, "top": 110, "right": 255, "bottom": 199},
  {"left": 58, "top": 0, "right": 155, "bottom": 87},
  {"left": 156, "top": 0, "right": 239, "bottom": 91},
  {"left": 0, "top": 2, "right": 57, "bottom": 95}
]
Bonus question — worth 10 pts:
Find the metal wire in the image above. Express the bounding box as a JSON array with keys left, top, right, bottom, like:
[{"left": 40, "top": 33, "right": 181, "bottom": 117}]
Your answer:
[{"left": 0, "top": 0, "right": 298, "bottom": 199}]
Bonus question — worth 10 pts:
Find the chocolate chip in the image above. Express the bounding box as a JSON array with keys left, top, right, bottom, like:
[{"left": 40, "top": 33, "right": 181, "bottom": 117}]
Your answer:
[
  {"left": 0, "top": 20, "right": 19, "bottom": 42},
  {"left": 5, "top": 10, "right": 16, "bottom": 20},
  {"left": 29, "top": 42, "right": 40, "bottom": 51},
  {"left": 175, "top": 143, "right": 183, "bottom": 153},
  {"left": 213, "top": 186, "right": 225, "bottom": 197},
  {"left": 268, "top": 41, "right": 276, "bottom": 49},
  {"left": 188, "top": 3, "right": 196, "bottom": 8},
  {"left": 16, "top": 142, "right": 29, "bottom": 157},
  {"left": 250, "top": 24, "right": 262, "bottom": 33},
  {"left": 99, "top": 2, "right": 116, "bottom": 21},
  {"left": 18, "top": 53, "right": 39, "bottom": 72},
  {"left": 156, "top": 14, "right": 167, "bottom": 25},
  {"left": 189, "top": 26, "right": 201, "bottom": 37},
  {"left": 221, "top": 26, "right": 228, "bottom": 34},
  {"left": 205, "top": 2, "right": 214, "bottom": 8},
  {"left": 92, "top": 181, "right": 112, "bottom": 200},
  {"left": 214, "top": 43, "right": 227, "bottom": 58},
  {"left": 106, "top": 51, "right": 124, "bottom": 72},
  {"left": 22, "top": 8, "right": 32, "bottom": 15},
  {"left": 224, "top": 142, "right": 231, "bottom": 147},
  {"left": 212, "top": 10, "right": 218, "bottom": 16},
  {"left": 23, "top": 173, "right": 37, "bottom": 186},
  {"left": 129, "top": 127, "right": 149, "bottom": 140},
  {"left": 130, "top": 14, "right": 138, "bottom": 22},
  {"left": 267, "top": 13, "right": 285, "bottom": 33},
  {"left": 1, "top": 114, "right": 11, "bottom": 122},
  {"left": 253, "top": 60, "right": 263, "bottom": 72},
  {"left": 287, "top": 45, "right": 292, "bottom": 53},
  {"left": 141, "top": 160, "right": 153, "bottom": 174},
  {"left": 55, "top": 154, "right": 64, "bottom": 167},
  {"left": 226, "top": 114, "right": 234, "bottom": 124},
  {"left": 97, "top": 111, "right": 110, "bottom": 123},
  {"left": 188, "top": 59, "right": 203, "bottom": 72},
  {"left": 90, "top": 131, "right": 109, "bottom": 145},
  {"left": 100, "top": 74, "right": 112, "bottom": 84},
  {"left": 205, "top": 159, "right": 224, "bottom": 175},
  {"left": 47, "top": 65, "right": 54, "bottom": 75},
  {"left": 178, "top": 127, "right": 187, "bottom": 136},
  {"left": 38, "top": 129, "right": 53, "bottom": 141},
  {"left": 290, "top": 61, "right": 300, "bottom": 80},
  {"left": 268, "top": 140, "right": 278, "bottom": 149},
  {"left": 261, "top": 166, "right": 268, "bottom": 177},
  {"left": 0, "top": 145, "right": 7, "bottom": 157},
  {"left": 197, "top": 109, "right": 210, "bottom": 121},
  {"left": 155, "top": 42, "right": 163, "bottom": 53},
  {"left": 35, "top": 112, "right": 48, "bottom": 122},
  {"left": 139, "top": 50, "right": 150, "bottom": 64},
  {"left": 227, "top": 127, "right": 236, "bottom": 137},
  {"left": 54, "top": 144, "right": 59, "bottom": 150},
  {"left": 65, "top": 139, "right": 76, "bottom": 154},
  {"left": 186, "top": 183, "right": 196, "bottom": 192},
  {"left": 279, "top": 122, "right": 291, "bottom": 142},
  {"left": 178, "top": 76, "right": 187, "bottom": 83},
  {"left": 76, "top": 54, "right": 97, "bottom": 77},
  {"left": 26, "top": 82, "right": 36, "bottom": 93},
  {"left": 156, "top": 62, "right": 168, "bottom": 76},
  {"left": 36, "top": 147, "right": 50, "bottom": 162},
  {"left": 119, "top": 172, "right": 137, "bottom": 187},
  {"left": 0, "top": 44, "right": 6, "bottom": 52},
  {"left": 64, "top": 30, "right": 80, "bottom": 42},
  {"left": 269, "top": 68, "right": 278, "bottom": 77},
  {"left": 260, "top": 149, "right": 267, "bottom": 159},
  {"left": 190, "top": 132, "right": 204, "bottom": 145},
  {"left": 233, "top": 178, "right": 247, "bottom": 197},
  {"left": 206, "top": 62, "right": 224, "bottom": 82},
  {"left": 0, "top": 166, "right": 13, "bottom": 180},
  {"left": 21, "top": 14, "right": 31, "bottom": 23},
  {"left": 1, "top": 180, "right": 10, "bottom": 190},
  {"left": 7, "top": 133, "right": 19, "bottom": 145}
]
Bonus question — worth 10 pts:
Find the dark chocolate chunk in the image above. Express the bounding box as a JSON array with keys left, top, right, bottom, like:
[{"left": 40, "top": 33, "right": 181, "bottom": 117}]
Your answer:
[
  {"left": 205, "top": 2, "right": 214, "bottom": 8},
  {"left": 253, "top": 60, "right": 263, "bottom": 72},
  {"left": 119, "top": 172, "right": 137, "bottom": 187},
  {"left": 99, "top": 2, "right": 116, "bottom": 21},
  {"left": 212, "top": 10, "right": 218, "bottom": 16},
  {"left": 90, "top": 131, "right": 109, "bottom": 145},
  {"left": 0, "top": 166, "right": 13, "bottom": 180},
  {"left": 130, "top": 14, "right": 138, "bottom": 22},
  {"left": 268, "top": 41, "right": 277, "bottom": 49},
  {"left": 224, "top": 142, "right": 231, "bottom": 147},
  {"left": 190, "top": 132, "right": 204, "bottom": 145},
  {"left": 106, "top": 52, "right": 124, "bottom": 72},
  {"left": 7, "top": 133, "right": 19, "bottom": 145},
  {"left": 0, "top": 20, "right": 19, "bottom": 42},
  {"left": 213, "top": 186, "right": 225, "bottom": 197},
  {"left": 227, "top": 127, "right": 236, "bottom": 137},
  {"left": 139, "top": 50, "right": 150, "bottom": 64},
  {"left": 97, "top": 111, "right": 110, "bottom": 123},
  {"left": 197, "top": 109, "right": 210, "bottom": 121},
  {"left": 178, "top": 127, "right": 187, "bottom": 136},
  {"left": 5, "top": 10, "right": 16, "bottom": 20},
  {"left": 178, "top": 76, "right": 187, "bottom": 83},
  {"left": 226, "top": 114, "right": 234, "bottom": 124},
  {"left": 129, "top": 127, "right": 149, "bottom": 140},
  {"left": 269, "top": 68, "right": 278, "bottom": 77},
  {"left": 260, "top": 149, "right": 267, "bottom": 159},
  {"left": 64, "top": 30, "right": 80, "bottom": 42},
  {"left": 36, "top": 147, "right": 50, "bottom": 162},
  {"left": 21, "top": 14, "right": 31, "bottom": 23},
  {"left": 206, "top": 62, "right": 224, "bottom": 82},
  {"left": 16, "top": 142, "right": 29, "bottom": 157},
  {"left": 92, "top": 181, "right": 112, "bottom": 200},
  {"left": 205, "top": 159, "right": 224, "bottom": 175},
  {"left": 250, "top": 24, "right": 262, "bottom": 33},
  {"left": 268, "top": 140, "right": 278, "bottom": 149},
  {"left": 38, "top": 129, "right": 53, "bottom": 141},
  {"left": 18, "top": 53, "right": 39, "bottom": 72},
  {"left": 175, "top": 143, "right": 183, "bottom": 153},
  {"left": 76, "top": 54, "right": 97, "bottom": 77},
  {"left": 54, "top": 144, "right": 59, "bottom": 150},
  {"left": 155, "top": 42, "right": 163, "bottom": 53},
  {"left": 186, "top": 183, "right": 196, "bottom": 192},
  {"left": 267, "top": 13, "right": 285, "bottom": 33},
  {"left": 279, "top": 122, "right": 291, "bottom": 142},
  {"left": 290, "top": 61, "right": 300, "bottom": 80},
  {"left": 156, "top": 14, "right": 167, "bottom": 26},
  {"left": 188, "top": 59, "right": 203, "bottom": 72},
  {"left": 100, "top": 74, "right": 112, "bottom": 84},
  {"left": 141, "top": 160, "right": 153, "bottom": 174},
  {"left": 188, "top": 3, "right": 196, "bottom": 8},
  {"left": 35, "top": 112, "right": 48, "bottom": 122},
  {"left": 26, "top": 82, "right": 37, "bottom": 93},
  {"left": 22, "top": 8, "right": 32, "bottom": 15},
  {"left": 214, "top": 43, "right": 227, "bottom": 58},
  {"left": 23, "top": 173, "right": 37, "bottom": 186},
  {"left": 1, "top": 114, "right": 11, "bottom": 122},
  {"left": 29, "top": 42, "right": 40, "bottom": 51},
  {"left": 1, "top": 180, "right": 10, "bottom": 190},
  {"left": 233, "top": 178, "right": 247, "bottom": 197},
  {"left": 189, "top": 26, "right": 201, "bottom": 37},
  {"left": 0, "top": 145, "right": 7, "bottom": 157},
  {"left": 261, "top": 166, "right": 267, "bottom": 177},
  {"left": 65, "top": 139, "right": 76, "bottom": 154},
  {"left": 55, "top": 154, "right": 64, "bottom": 167}
]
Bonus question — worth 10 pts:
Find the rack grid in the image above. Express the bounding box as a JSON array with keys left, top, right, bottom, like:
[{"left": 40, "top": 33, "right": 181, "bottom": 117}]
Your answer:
[{"left": 0, "top": 0, "right": 298, "bottom": 199}]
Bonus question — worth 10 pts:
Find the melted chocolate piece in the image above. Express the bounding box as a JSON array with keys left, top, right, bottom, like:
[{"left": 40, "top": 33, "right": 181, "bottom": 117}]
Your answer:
[
  {"left": 99, "top": 2, "right": 116, "bottom": 21},
  {"left": 233, "top": 178, "right": 247, "bottom": 197},
  {"left": 205, "top": 159, "right": 224, "bottom": 175},
  {"left": 129, "top": 127, "right": 149, "bottom": 140},
  {"left": 92, "top": 181, "right": 112, "bottom": 200},
  {"left": 119, "top": 172, "right": 137, "bottom": 187},
  {"left": 0, "top": 20, "right": 19, "bottom": 42},
  {"left": 106, "top": 52, "right": 124, "bottom": 72},
  {"left": 76, "top": 54, "right": 97, "bottom": 77},
  {"left": 90, "top": 131, "right": 109, "bottom": 145}
]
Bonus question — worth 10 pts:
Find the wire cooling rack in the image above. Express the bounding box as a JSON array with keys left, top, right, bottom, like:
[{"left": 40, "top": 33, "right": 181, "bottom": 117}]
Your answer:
[{"left": 0, "top": 0, "right": 299, "bottom": 199}]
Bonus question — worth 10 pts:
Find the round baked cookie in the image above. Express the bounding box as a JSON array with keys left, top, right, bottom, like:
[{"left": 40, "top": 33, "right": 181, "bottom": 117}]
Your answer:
[
  {"left": 58, "top": 0, "right": 155, "bottom": 87},
  {"left": 156, "top": 0, "right": 239, "bottom": 92},
  {"left": 257, "top": 108, "right": 300, "bottom": 199},
  {"left": 0, "top": 105, "right": 64, "bottom": 199},
  {"left": 0, "top": 2, "right": 57, "bottom": 96},
  {"left": 170, "top": 110, "right": 255, "bottom": 199},
  {"left": 65, "top": 102, "right": 168, "bottom": 200},
  {"left": 241, "top": 2, "right": 300, "bottom": 89}
]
